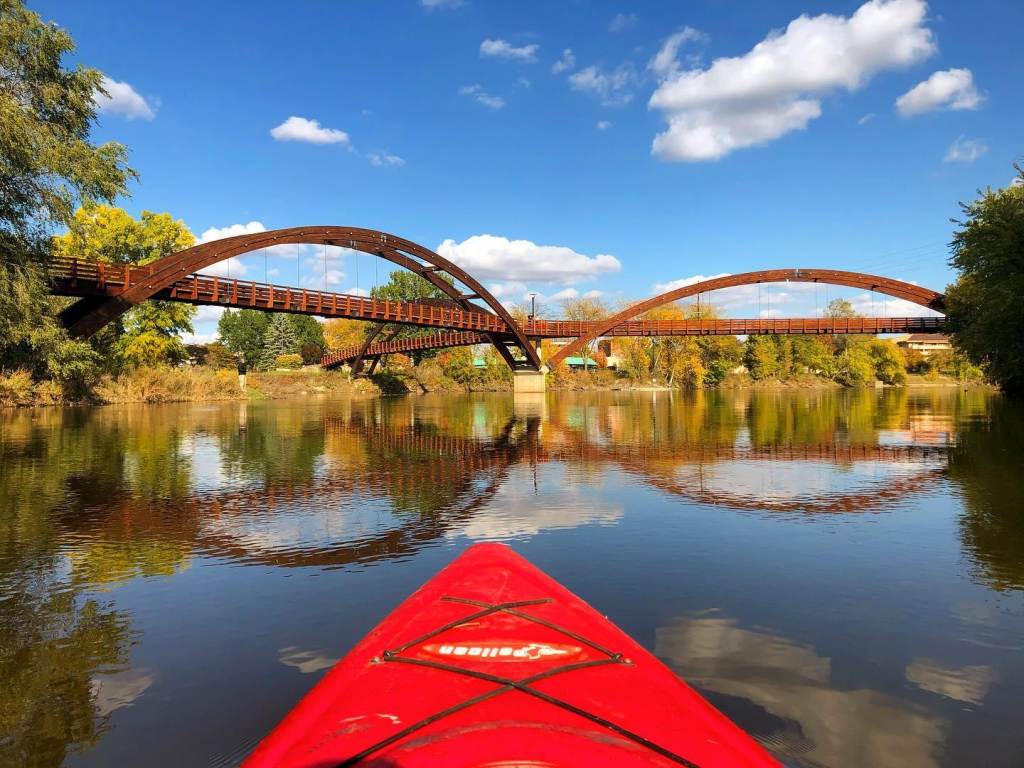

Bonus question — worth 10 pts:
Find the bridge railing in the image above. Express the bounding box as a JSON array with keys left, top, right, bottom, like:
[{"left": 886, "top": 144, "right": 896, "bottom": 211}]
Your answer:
[{"left": 49, "top": 257, "right": 509, "bottom": 333}]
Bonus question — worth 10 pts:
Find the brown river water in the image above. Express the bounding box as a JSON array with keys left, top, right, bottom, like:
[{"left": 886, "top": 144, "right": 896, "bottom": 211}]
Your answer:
[{"left": 1, "top": 388, "right": 1022, "bottom": 767}]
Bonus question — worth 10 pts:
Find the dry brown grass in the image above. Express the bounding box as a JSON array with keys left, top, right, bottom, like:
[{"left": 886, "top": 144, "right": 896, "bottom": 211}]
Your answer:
[{"left": 94, "top": 367, "right": 243, "bottom": 404}]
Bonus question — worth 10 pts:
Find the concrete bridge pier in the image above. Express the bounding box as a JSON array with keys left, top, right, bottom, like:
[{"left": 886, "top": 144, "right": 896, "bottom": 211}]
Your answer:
[{"left": 513, "top": 370, "right": 547, "bottom": 395}]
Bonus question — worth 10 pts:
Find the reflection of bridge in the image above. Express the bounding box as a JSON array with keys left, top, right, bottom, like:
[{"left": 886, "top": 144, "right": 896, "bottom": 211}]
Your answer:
[
  {"left": 188, "top": 416, "right": 949, "bottom": 569},
  {"left": 48, "top": 226, "right": 947, "bottom": 383}
]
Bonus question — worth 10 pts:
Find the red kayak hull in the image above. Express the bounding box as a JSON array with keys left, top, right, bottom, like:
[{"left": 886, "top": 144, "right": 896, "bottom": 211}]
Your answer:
[{"left": 243, "top": 543, "right": 779, "bottom": 767}]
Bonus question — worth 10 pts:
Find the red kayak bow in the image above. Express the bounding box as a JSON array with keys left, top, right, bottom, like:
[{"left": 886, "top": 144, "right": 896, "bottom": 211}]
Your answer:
[{"left": 243, "top": 543, "right": 779, "bottom": 767}]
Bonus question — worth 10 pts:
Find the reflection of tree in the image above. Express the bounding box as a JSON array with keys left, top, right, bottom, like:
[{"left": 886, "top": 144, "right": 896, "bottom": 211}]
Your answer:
[
  {"left": 948, "top": 397, "right": 1024, "bottom": 591},
  {"left": 217, "top": 404, "right": 325, "bottom": 488},
  {"left": 0, "top": 407, "right": 199, "bottom": 766},
  {"left": 0, "top": 576, "right": 132, "bottom": 768}
]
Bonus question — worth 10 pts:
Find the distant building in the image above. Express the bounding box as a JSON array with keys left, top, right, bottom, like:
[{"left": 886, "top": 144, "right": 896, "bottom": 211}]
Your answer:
[{"left": 896, "top": 334, "right": 952, "bottom": 357}]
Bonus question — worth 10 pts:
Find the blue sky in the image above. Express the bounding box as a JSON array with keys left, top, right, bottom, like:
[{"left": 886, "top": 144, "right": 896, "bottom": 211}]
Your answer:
[{"left": 37, "top": 0, "right": 1023, "bottom": 342}]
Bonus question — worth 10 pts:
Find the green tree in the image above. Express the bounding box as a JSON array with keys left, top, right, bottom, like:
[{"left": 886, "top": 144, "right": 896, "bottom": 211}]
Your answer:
[
  {"left": 791, "top": 335, "right": 835, "bottom": 376},
  {"left": 1, "top": 1, "right": 135, "bottom": 393},
  {"left": 53, "top": 205, "right": 196, "bottom": 369},
  {"left": 825, "top": 298, "right": 857, "bottom": 318},
  {"left": 699, "top": 333, "right": 743, "bottom": 386},
  {"left": 834, "top": 345, "right": 874, "bottom": 386},
  {"left": 868, "top": 340, "right": 906, "bottom": 385},
  {"left": 371, "top": 269, "right": 451, "bottom": 302},
  {"left": 287, "top": 314, "right": 326, "bottom": 363},
  {"left": 261, "top": 313, "right": 299, "bottom": 368},
  {"left": 744, "top": 336, "right": 781, "bottom": 380},
  {"left": 944, "top": 166, "right": 1024, "bottom": 394},
  {"left": 370, "top": 269, "right": 456, "bottom": 359},
  {"left": 217, "top": 309, "right": 269, "bottom": 372},
  {"left": 200, "top": 343, "right": 237, "bottom": 370}
]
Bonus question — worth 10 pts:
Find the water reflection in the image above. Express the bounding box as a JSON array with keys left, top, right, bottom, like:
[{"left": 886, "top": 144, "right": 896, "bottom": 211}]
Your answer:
[
  {"left": 655, "top": 611, "right": 946, "bottom": 768},
  {"left": 1, "top": 388, "right": 1022, "bottom": 767}
]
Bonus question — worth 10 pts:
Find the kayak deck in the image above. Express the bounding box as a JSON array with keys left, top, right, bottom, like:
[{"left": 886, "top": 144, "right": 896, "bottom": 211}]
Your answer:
[{"left": 243, "top": 543, "right": 779, "bottom": 767}]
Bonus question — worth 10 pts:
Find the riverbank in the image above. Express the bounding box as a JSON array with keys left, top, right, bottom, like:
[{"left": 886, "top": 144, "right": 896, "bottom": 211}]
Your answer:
[
  {"left": 0, "top": 367, "right": 382, "bottom": 408},
  {"left": 0, "top": 366, "right": 990, "bottom": 408}
]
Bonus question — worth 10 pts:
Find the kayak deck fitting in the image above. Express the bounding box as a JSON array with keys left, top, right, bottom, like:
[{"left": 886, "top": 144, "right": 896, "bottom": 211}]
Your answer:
[{"left": 243, "top": 543, "right": 779, "bottom": 767}]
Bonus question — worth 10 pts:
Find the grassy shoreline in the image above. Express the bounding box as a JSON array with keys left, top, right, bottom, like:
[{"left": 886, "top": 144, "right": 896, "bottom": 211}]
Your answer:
[{"left": 0, "top": 366, "right": 989, "bottom": 409}]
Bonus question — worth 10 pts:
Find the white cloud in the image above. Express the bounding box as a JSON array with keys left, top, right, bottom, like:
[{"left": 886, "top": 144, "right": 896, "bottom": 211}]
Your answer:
[
  {"left": 270, "top": 116, "right": 350, "bottom": 145},
  {"left": 597, "top": 120, "right": 612, "bottom": 130},
  {"left": 420, "top": 0, "right": 462, "bottom": 7},
  {"left": 649, "top": 0, "right": 936, "bottom": 162},
  {"left": 197, "top": 220, "right": 306, "bottom": 261},
  {"left": 944, "top": 135, "right": 988, "bottom": 164},
  {"left": 896, "top": 68, "right": 982, "bottom": 116},
  {"left": 301, "top": 247, "right": 348, "bottom": 288},
  {"left": 609, "top": 13, "right": 638, "bottom": 33},
  {"left": 436, "top": 234, "right": 621, "bottom": 284},
  {"left": 652, "top": 273, "right": 730, "bottom": 294},
  {"left": 569, "top": 64, "right": 638, "bottom": 107},
  {"left": 194, "top": 306, "right": 226, "bottom": 324},
  {"left": 858, "top": 113, "right": 876, "bottom": 125},
  {"left": 487, "top": 281, "right": 529, "bottom": 301},
  {"left": 368, "top": 151, "right": 405, "bottom": 167},
  {"left": 549, "top": 287, "right": 579, "bottom": 302},
  {"left": 583, "top": 289, "right": 604, "bottom": 299},
  {"left": 516, "top": 76, "right": 531, "bottom": 89},
  {"left": 648, "top": 27, "right": 704, "bottom": 80},
  {"left": 849, "top": 292, "right": 942, "bottom": 316},
  {"left": 480, "top": 39, "right": 539, "bottom": 62},
  {"left": 198, "top": 221, "right": 266, "bottom": 244},
  {"left": 551, "top": 48, "right": 575, "bottom": 74},
  {"left": 95, "top": 76, "right": 155, "bottom": 120},
  {"left": 459, "top": 84, "right": 506, "bottom": 110},
  {"left": 196, "top": 257, "right": 247, "bottom": 278},
  {"left": 178, "top": 331, "right": 219, "bottom": 346}
]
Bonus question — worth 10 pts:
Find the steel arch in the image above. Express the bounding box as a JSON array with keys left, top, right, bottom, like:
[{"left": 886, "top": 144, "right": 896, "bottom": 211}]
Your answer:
[
  {"left": 547, "top": 268, "right": 945, "bottom": 368},
  {"left": 60, "top": 226, "right": 541, "bottom": 370}
]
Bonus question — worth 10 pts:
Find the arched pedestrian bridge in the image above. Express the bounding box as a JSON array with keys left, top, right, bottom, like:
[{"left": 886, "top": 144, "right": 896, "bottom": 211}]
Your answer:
[{"left": 49, "top": 225, "right": 946, "bottom": 381}]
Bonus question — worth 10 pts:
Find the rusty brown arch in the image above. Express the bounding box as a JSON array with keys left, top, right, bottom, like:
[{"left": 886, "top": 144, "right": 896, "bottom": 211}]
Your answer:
[
  {"left": 548, "top": 268, "right": 945, "bottom": 368},
  {"left": 62, "top": 226, "right": 541, "bottom": 370}
]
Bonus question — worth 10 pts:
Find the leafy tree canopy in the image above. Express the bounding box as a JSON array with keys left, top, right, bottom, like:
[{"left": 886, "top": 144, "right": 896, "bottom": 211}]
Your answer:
[
  {"left": 0, "top": 1, "right": 134, "bottom": 251},
  {"left": 0, "top": 1, "right": 135, "bottom": 390},
  {"left": 53, "top": 205, "right": 193, "bottom": 265},
  {"left": 324, "top": 318, "right": 370, "bottom": 352},
  {"left": 945, "top": 166, "right": 1024, "bottom": 395},
  {"left": 286, "top": 315, "right": 321, "bottom": 354},
  {"left": 825, "top": 298, "right": 857, "bottom": 318},
  {"left": 52, "top": 205, "right": 196, "bottom": 369},
  {"left": 371, "top": 269, "right": 451, "bottom": 302},
  {"left": 217, "top": 309, "right": 269, "bottom": 372}
]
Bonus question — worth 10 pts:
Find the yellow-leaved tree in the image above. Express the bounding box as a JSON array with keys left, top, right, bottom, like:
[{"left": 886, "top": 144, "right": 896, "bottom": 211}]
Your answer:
[{"left": 54, "top": 205, "right": 196, "bottom": 369}]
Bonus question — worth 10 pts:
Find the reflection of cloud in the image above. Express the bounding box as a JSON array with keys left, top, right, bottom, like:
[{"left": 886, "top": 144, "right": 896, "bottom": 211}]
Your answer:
[
  {"left": 92, "top": 667, "right": 156, "bottom": 716},
  {"left": 655, "top": 613, "right": 945, "bottom": 767},
  {"left": 905, "top": 658, "right": 994, "bottom": 705},
  {"left": 202, "top": 504, "right": 402, "bottom": 555},
  {"left": 673, "top": 459, "right": 942, "bottom": 511},
  {"left": 448, "top": 465, "right": 622, "bottom": 540},
  {"left": 279, "top": 646, "right": 338, "bottom": 674}
]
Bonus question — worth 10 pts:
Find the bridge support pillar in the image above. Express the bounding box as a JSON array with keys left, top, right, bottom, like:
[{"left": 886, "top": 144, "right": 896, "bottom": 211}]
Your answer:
[{"left": 513, "top": 370, "right": 546, "bottom": 395}]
